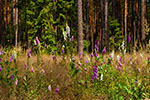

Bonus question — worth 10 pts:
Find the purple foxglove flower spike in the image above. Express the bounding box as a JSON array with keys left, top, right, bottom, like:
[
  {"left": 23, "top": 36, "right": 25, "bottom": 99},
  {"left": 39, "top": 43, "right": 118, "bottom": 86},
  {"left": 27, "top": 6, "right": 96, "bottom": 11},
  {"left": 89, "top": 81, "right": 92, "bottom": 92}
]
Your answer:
[
  {"left": 31, "top": 67, "right": 34, "bottom": 72},
  {"left": 42, "top": 69, "right": 45, "bottom": 74},
  {"left": 128, "top": 35, "right": 131, "bottom": 43},
  {"left": 92, "top": 64, "right": 99, "bottom": 80},
  {"left": 0, "top": 58, "right": 2, "bottom": 62},
  {"left": 91, "top": 53, "right": 94, "bottom": 57},
  {"left": 85, "top": 60, "right": 88, "bottom": 63},
  {"left": 84, "top": 68, "right": 87, "bottom": 71},
  {"left": 0, "top": 66, "right": 2, "bottom": 72},
  {"left": 78, "top": 62, "right": 81, "bottom": 66},
  {"left": 94, "top": 51, "right": 98, "bottom": 57},
  {"left": 71, "top": 36, "right": 74, "bottom": 41},
  {"left": 53, "top": 56, "right": 55, "bottom": 60},
  {"left": 36, "top": 37, "right": 40, "bottom": 45},
  {"left": 28, "top": 49, "right": 32, "bottom": 58},
  {"left": 24, "top": 64, "right": 27, "bottom": 69},
  {"left": 10, "top": 55, "right": 13, "bottom": 62},
  {"left": 52, "top": 51, "right": 55, "bottom": 55},
  {"left": 148, "top": 57, "right": 150, "bottom": 61},
  {"left": 11, "top": 75, "right": 14, "bottom": 80},
  {"left": 102, "top": 47, "right": 106, "bottom": 54},
  {"left": 95, "top": 40, "right": 99, "bottom": 51},
  {"left": 56, "top": 88, "right": 59, "bottom": 93},
  {"left": 62, "top": 49, "right": 64, "bottom": 54}
]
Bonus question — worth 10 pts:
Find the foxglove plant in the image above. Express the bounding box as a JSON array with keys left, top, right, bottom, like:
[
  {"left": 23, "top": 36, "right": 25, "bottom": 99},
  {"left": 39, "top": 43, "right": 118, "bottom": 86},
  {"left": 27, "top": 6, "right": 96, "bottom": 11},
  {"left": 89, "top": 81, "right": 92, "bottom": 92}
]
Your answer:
[
  {"left": 95, "top": 40, "right": 99, "bottom": 52},
  {"left": 10, "top": 55, "right": 13, "bottom": 62},
  {"left": 0, "top": 66, "right": 2, "bottom": 72},
  {"left": 11, "top": 75, "right": 14, "bottom": 80},
  {"left": 92, "top": 64, "right": 99, "bottom": 80},
  {"left": 56, "top": 88, "right": 59, "bottom": 93},
  {"left": 128, "top": 35, "right": 131, "bottom": 43}
]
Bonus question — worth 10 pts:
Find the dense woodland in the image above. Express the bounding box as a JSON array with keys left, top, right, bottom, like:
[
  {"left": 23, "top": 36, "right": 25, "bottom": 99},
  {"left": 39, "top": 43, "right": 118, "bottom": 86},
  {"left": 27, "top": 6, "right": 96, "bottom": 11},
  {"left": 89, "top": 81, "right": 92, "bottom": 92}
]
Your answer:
[{"left": 0, "top": 0, "right": 150, "bottom": 53}]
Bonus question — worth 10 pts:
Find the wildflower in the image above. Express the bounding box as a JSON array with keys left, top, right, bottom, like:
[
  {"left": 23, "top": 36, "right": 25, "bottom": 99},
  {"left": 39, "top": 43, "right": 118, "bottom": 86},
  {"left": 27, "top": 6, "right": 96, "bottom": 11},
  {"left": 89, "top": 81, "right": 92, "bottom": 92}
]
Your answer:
[
  {"left": 42, "top": 69, "right": 45, "bottom": 74},
  {"left": 100, "top": 74, "right": 103, "bottom": 80},
  {"left": 52, "top": 51, "right": 55, "bottom": 55},
  {"left": 48, "top": 85, "right": 51, "bottom": 91},
  {"left": 0, "top": 66, "right": 2, "bottom": 72},
  {"left": 15, "top": 79, "right": 18, "bottom": 85},
  {"left": 75, "top": 65, "right": 78, "bottom": 70},
  {"left": 12, "top": 50, "right": 17, "bottom": 59},
  {"left": 31, "top": 67, "right": 34, "bottom": 72},
  {"left": 28, "top": 49, "right": 32, "bottom": 58},
  {"left": 108, "top": 56, "right": 112, "bottom": 64},
  {"left": 56, "top": 88, "right": 59, "bottom": 93},
  {"left": 71, "top": 36, "right": 74, "bottom": 41},
  {"left": 140, "top": 53, "right": 144, "bottom": 59},
  {"left": 0, "top": 58, "right": 2, "bottom": 62},
  {"left": 61, "top": 49, "right": 64, "bottom": 54},
  {"left": 116, "top": 55, "right": 120, "bottom": 61},
  {"left": 119, "top": 61, "right": 122, "bottom": 67},
  {"left": 120, "top": 57, "right": 122, "bottom": 63},
  {"left": 148, "top": 57, "right": 150, "bottom": 61},
  {"left": 118, "top": 66, "right": 121, "bottom": 71},
  {"left": 10, "top": 55, "right": 13, "bottom": 62},
  {"left": 80, "top": 57, "right": 82, "bottom": 60},
  {"left": 35, "top": 37, "right": 40, "bottom": 45},
  {"left": 78, "top": 62, "right": 81, "bottom": 66},
  {"left": 0, "top": 51, "right": 1, "bottom": 55},
  {"left": 94, "top": 51, "right": 98, "bottom": 57},
  {"left": 92, "top": 64, "right": 99, "bottom": 80},
  {"left": 24, "top": 64, "right": 27, "bottom": 69},
  {"left": 138, "top": 68, "right": 141, "bottom": 73},
  {"left": 85, "top": 60, "right": 88, "bottom": 63},
  {"left": 95, "top": 40, "right": 99, "bottom": 51},
  {"left": 62, "top": 29, "right": 67, "bottom": 40},
  {"left": 110, "top": 51, "right": 114, "bottom": 60},
  {"left": 84, "top": 68, "right": 87, "bottom": 71},
  {"left": 128, "top": 35, "right": 131, "bottom": 43},
  {"left": 53, "top": 56, "right": 55, "bottom": 60},
  {"left": 79, "top": 52, "right": 82, "bottom": 56},
  {"left": 102, "top": 47, "right": 106, "bottom": 54},
  {"left": 11, "top": 75, "right": 14, "bottom": 80},
  {"left": 66, "top": 23, "right": 70, "bottom": 37},
  {"left": 91, "top": 52, "right": 94, "bottom": 57}
]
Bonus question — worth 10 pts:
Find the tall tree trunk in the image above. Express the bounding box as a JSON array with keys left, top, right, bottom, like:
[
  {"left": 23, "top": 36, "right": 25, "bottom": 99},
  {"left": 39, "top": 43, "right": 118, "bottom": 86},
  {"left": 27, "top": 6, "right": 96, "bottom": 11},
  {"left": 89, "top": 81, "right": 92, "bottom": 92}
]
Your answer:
[
  {"left": 124, "top": 0, "right": 127, "bottom": 47},
  {"left": 132, "top": 0, "right": 136, "bottom": 47},
  {"left": 15, "top": 0, "right": 18, "bottom": 48},
  {"left": 105, "top": 0, "right": 109, "bottom": 51},
  {"left": 120, "top": 0, "right": 124, "bottom": 37},
  {"left": 89, "top": 0, "right": 94, "bottom": 52},
  {"left": 0, "top": 0, "right": 4, "bottom": 46},
  {"left": 100, "top": 0, "right": 104, "bottom": 49},
  {"left": 86, "top": 0, "right": 89, "bottom": 52},
  {"left": 141, "top": 0, "right": 145, "bottom": 48},
  {"left": 98, "top": 0, "right": 102, "bottom": 51},
  {"left": 77, "top": 0, "right": 83, "bottom": 54},
  {"left": 112, "top": 0, "right": 116, "bottom": 18}
]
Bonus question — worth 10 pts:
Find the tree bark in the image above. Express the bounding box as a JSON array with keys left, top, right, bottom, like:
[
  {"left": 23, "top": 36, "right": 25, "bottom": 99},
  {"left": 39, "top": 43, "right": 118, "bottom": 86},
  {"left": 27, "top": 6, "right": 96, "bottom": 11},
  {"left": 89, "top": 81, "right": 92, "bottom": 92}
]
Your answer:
[
  {"left": 89, "top": 0, "right": 94, "bottom": 52},
  {"left": 141, "top": 0, "right": 145, "bottom": 42},
  {"left": 77, "top": 0, "right": 83, "bottom": 54},
  {"left": 124, "top": 0, "right": 127, "bottom": 47},
  {"left": 86, "top": 0, "right": 89, "bottom": 52},
  {"left": 132, "top": 0, "right": 136, "bottom": 47},
  {"left": 105, "top": 0, "right": 109, "bottom": 51},
  {"left": 100, "top": 0, "right": 104, "bottom": 48}
]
